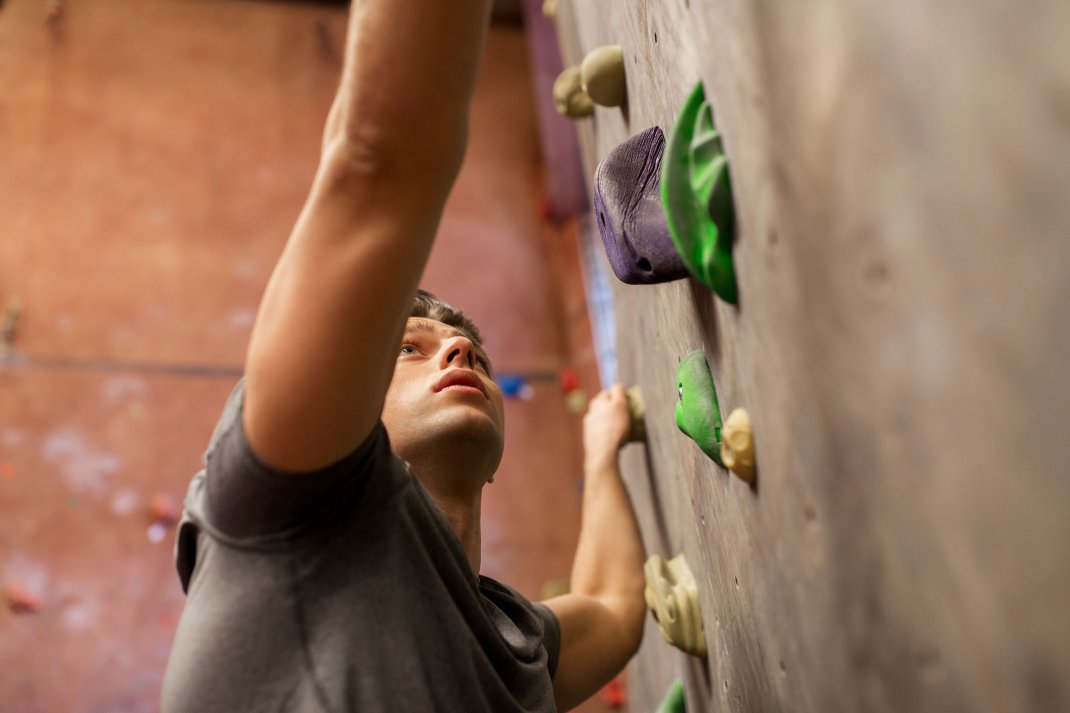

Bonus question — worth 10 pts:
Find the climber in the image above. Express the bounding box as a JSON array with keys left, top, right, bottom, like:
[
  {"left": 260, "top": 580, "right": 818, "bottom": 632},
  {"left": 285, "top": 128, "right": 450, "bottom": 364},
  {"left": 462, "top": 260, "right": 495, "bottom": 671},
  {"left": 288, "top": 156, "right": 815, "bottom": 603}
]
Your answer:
[{"left": 160, "top": 1, "right": 646, "bottom": 712}]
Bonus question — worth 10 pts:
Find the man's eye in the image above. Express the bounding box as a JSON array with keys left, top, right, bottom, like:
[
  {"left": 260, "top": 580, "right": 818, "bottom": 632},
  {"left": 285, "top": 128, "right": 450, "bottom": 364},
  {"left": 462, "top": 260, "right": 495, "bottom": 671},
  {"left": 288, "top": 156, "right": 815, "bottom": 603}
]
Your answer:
[{"left": 400, "top": 345, "right": 417, "bottom": 355}]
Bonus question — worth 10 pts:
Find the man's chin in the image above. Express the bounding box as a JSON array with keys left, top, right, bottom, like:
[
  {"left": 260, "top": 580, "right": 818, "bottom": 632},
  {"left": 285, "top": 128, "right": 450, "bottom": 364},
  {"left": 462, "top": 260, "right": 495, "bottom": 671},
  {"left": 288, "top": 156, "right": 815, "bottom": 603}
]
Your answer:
[{"left": 433, "top": 406, "right": 503, "bottom": 446}]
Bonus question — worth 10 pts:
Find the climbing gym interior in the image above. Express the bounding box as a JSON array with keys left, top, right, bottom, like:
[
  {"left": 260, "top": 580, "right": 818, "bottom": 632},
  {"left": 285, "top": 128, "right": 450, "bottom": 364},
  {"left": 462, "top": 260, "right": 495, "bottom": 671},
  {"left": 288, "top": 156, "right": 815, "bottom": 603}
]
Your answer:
[{"left": 1, "top": 0, "right": 1067, "bottom": 712}]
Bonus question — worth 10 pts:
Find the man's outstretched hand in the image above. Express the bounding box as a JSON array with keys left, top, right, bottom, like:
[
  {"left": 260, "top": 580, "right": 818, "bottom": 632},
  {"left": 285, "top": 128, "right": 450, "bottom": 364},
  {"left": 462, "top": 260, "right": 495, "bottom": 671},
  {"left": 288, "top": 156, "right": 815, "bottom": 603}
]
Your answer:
[{"left": 583, "top": 384, "right": 632, "bottom": 471}]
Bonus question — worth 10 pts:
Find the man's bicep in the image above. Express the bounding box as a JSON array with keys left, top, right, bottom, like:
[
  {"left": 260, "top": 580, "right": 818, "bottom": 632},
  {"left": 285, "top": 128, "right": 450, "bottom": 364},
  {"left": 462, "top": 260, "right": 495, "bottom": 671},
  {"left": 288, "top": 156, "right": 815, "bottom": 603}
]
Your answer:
[{"left": 543, "top": 593, "right": 639, "bottom": 712}]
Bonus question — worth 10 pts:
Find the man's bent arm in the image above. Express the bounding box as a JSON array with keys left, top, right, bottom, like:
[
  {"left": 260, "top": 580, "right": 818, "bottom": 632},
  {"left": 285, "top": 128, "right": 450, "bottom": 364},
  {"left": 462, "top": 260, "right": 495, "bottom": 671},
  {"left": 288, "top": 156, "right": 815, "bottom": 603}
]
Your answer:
[
  {"left": 244, "top": 0, "right": 494, "bottom": 471},
  {"left": 546, "top": 385, "right": 647, "bottom": 711}
]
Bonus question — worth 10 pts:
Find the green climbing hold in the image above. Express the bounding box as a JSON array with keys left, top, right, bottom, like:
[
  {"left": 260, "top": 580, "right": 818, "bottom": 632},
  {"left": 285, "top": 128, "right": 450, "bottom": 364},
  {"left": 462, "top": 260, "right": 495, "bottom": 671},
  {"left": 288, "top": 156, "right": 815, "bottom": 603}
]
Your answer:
[
  {"left": 661, "top": 82, "right": 738, "bottom": 303},
  {"left": 656, "top": 678, "right": 686, "bottom": 713},
  {"left": 675, "top": 349, "right": 724, "bottom": 466}
]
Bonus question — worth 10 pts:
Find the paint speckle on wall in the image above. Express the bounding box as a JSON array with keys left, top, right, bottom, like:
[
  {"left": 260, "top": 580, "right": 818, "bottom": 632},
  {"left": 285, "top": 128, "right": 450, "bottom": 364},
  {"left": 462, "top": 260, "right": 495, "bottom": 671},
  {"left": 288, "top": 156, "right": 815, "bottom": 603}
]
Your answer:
[
  {"left": 41, "top": 428, "right": 123, "bottom": 497},
  {"left": 227, "top": 309, "right": 256, "bottom": 329},
  {"left": 2, "top": 427, "right": 27, "bottom": 448},
  {"left": 110, "top": 487, "right": 140, "bottom": 517},
  {"left": 61, "top": 597, "right": 99, "bottom": 633},
  {"left": 232, "top": 257, "right": 259, "bottom": 279},
  {"left": 102, "top": 376, "right": 148, "bottom": 404}
]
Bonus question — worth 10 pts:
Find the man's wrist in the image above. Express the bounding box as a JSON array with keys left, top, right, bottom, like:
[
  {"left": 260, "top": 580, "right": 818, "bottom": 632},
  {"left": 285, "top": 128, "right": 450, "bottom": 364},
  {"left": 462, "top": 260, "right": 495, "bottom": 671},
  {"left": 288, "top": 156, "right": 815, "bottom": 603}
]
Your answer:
[{"left": 583, "top": 451, "right": 620, "bottom": 477}]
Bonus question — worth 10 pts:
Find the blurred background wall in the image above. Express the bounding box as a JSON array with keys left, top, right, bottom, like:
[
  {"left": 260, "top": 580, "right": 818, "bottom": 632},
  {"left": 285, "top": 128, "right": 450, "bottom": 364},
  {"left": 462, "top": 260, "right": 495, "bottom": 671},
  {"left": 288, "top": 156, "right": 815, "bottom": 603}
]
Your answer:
[{"left": 0, "top": 1, "right": 609, "bottom": 710}]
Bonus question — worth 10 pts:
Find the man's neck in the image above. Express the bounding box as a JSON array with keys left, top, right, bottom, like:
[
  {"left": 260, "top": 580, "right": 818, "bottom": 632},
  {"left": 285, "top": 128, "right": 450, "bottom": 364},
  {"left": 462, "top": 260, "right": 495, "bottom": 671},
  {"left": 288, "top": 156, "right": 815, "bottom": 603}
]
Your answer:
[
  {"left": 402, "top": 450, "right": 487, "bottom": 574},
  {"left": 420, "top": 479, "right": 483, "bottom": 574}
]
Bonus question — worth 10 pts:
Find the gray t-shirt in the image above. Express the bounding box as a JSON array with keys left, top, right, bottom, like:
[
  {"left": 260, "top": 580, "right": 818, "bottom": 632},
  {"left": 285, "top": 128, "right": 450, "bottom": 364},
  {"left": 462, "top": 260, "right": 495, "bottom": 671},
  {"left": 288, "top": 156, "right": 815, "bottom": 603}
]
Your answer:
[{"left": 162, "top": 383, "right": 560, "bottom": 712}]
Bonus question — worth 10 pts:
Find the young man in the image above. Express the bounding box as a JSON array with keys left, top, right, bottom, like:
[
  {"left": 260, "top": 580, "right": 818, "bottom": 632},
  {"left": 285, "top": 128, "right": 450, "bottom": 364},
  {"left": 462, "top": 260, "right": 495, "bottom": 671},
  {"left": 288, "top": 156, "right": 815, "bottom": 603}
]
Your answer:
[{"left": 161, "top": 1, "right": 646, "bottom": 711}]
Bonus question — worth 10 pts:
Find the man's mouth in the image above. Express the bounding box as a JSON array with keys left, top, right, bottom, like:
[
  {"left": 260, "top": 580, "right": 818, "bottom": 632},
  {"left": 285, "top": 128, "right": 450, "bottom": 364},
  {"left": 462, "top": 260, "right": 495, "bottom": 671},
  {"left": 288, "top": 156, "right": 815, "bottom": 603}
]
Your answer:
[{"left": 433, "top": 370, "right": 488, "bottom": 399}]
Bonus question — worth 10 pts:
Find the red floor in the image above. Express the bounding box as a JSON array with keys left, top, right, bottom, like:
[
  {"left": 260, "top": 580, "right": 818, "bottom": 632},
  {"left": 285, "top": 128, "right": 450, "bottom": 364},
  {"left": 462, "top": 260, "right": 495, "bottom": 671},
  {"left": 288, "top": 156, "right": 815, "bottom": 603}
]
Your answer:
[{"left": 0, "top": 1, "right": 615, "bottom": 710}]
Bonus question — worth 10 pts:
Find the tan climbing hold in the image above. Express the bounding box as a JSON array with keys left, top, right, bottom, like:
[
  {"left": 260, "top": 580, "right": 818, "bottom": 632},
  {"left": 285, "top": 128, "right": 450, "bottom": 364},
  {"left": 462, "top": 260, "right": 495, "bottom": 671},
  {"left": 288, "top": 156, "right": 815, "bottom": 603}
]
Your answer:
[
  {"left": 644, "top": 553, "right": 706, "bottom": 657},
  {"left": 580, "top": 45, "right": 626, "bottom": 107},
  {"left": 720, "top": 408, "right": 755, "bottom": 482},
  {"left": 552, "top": 65, "right": 594, "bottom": 118},
  {"left": 626, "top": 385, "right": 646, "bottom": 442},
  {"left": 0, "top": 298, "right": 22, "bottom": 359},
  {"left": 541, "top": 0, "right": 557, "bottom": 19}
]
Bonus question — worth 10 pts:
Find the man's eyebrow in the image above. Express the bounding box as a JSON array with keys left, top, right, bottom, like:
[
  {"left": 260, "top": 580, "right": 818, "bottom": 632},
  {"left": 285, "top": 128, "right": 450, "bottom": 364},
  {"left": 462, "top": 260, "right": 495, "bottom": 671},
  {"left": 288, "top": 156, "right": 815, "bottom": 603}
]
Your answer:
[{"left": 403, "top": 320, "right": 439, "bottom": 336}]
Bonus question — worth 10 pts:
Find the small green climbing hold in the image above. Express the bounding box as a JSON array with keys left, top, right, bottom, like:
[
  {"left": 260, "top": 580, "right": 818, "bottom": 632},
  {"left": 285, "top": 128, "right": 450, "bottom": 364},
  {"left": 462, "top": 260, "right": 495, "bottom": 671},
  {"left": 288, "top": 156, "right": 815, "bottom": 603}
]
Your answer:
[
  {"left": 656, "top": 678, "right": 686, "bottom": 713},
  {"left": 662, "top": 82, "right": 738, "bottom": 303},
  {"left": 675, "top": 349, "right": 723, "bottom": 466}
]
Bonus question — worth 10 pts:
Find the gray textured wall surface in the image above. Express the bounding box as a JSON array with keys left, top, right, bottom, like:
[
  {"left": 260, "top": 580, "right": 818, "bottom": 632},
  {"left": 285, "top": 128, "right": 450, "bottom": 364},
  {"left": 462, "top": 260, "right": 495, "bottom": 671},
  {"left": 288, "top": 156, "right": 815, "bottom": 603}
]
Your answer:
[{"left": 555, "top": 1, "right": 1070, "bottom": 711}]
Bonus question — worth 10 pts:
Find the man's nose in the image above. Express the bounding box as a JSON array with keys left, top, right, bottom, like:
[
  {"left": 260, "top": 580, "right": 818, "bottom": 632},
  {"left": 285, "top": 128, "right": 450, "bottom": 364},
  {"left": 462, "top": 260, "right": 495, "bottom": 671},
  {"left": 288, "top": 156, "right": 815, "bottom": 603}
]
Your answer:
[{"left": 438, "top": 336, "right": 476, "bottom": 370}]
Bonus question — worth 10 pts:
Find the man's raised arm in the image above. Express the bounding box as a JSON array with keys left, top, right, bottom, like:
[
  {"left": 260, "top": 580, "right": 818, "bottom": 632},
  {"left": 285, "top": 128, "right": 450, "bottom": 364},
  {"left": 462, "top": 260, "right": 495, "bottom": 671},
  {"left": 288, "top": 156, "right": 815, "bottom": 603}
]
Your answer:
[{"left": 243, "top": 0, "right": 493, "bottom": 471}]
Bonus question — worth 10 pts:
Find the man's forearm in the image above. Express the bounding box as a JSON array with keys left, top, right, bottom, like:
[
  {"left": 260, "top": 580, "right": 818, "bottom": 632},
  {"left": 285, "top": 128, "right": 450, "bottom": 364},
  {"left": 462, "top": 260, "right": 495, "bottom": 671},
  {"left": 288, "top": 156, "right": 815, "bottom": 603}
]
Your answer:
[{"left": 570, "top": 453, "right": 646, "bottom": 620}]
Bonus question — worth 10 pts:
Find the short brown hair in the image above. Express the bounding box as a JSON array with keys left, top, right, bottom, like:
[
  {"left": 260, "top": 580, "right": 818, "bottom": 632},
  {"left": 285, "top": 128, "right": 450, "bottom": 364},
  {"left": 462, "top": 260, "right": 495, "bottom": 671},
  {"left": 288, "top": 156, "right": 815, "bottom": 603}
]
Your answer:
[{"left": 409, "top": 290, "right": 491, "bottom": 372}]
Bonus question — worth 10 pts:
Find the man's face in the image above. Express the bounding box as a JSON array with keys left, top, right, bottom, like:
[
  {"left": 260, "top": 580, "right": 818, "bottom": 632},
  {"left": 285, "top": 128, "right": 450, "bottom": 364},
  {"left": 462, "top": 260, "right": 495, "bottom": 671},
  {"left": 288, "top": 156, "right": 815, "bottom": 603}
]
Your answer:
[{"left": 381, "top": 317, "right": 505, "bottom": 473}]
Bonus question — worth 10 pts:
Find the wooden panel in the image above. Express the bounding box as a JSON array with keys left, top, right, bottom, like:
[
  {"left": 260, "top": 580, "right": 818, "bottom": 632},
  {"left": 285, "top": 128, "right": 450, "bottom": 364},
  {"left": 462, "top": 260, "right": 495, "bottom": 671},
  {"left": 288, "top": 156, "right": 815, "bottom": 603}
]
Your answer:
[{"left": 555, "top": 1, "right": 1070, "bottom": 711}]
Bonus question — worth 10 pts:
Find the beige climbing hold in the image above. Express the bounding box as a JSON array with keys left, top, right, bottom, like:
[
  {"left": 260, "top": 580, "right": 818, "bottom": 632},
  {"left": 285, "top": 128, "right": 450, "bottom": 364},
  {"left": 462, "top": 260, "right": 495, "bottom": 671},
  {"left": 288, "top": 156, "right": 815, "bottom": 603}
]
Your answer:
[
  {"left": 720, "top": 408, "right": 755, "bottom": 482},
  {"left": 644, "top": 553, "right": 706, "bottom": 657},
  {"left": 0, "top": 298, "right": 22, "bottom": 359},
  {"left": 552, "top": 66, "right": 594, "bottom": 118},
  {"left": 539, "top": 577, "right": 570, "bottom": 600},
  {"left": 626, "top": 385, "right": 646, "bottom": 442},
  {"left": 541, "top": 0, "right": 557, "bottom": 19},
  {"left": 580, "top": 45, "right": 626, "bottom": 107}
]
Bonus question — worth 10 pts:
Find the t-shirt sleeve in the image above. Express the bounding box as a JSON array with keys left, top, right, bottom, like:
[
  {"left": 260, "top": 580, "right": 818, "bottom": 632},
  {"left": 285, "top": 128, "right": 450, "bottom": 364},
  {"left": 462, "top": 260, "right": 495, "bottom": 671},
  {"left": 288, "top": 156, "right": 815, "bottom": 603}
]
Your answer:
[
  {"left": 531, "top": 601, "right": 562, "bottom": 680},
  {"left": 196, "top": 379, "right": 398, "bottom": 542}
]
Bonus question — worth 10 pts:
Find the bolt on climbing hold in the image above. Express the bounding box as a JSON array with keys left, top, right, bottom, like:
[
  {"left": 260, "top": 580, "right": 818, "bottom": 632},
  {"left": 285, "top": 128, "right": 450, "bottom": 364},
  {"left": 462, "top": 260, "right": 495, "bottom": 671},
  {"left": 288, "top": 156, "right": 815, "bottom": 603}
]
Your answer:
[
  {"left": 580, "top": 45, "right": 626, "bottom": 108},
  {"left": 594, "top": 127, "right": 692, "bottom": 284},
  {"left": 644, "top": 554, "right": 706, "bottom": 657},
  {"left": 662, "top": 82, "right": 738, "bottom": 303},
  {"left": 552, "top": 65, "right": 594, "bottom": 118},
  {"left": 675, "top": 350, "right": 724, "bottom": 466},
  {"left": 626, "top": 385, "right": 647, "bottom": 442},
  {"left": 720, "top": 408, "right": 755, "bottom": 482},
  {"left": 656, "top": 678, "right": 686, "bottom": 713}
]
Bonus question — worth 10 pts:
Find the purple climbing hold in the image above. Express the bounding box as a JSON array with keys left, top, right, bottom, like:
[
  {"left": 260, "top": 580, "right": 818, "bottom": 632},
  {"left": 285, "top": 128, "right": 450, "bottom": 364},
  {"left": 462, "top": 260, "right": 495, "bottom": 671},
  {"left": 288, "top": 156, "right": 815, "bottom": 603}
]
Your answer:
[{"left": 593, "top": 126, "right": 690, "bottom": 284}]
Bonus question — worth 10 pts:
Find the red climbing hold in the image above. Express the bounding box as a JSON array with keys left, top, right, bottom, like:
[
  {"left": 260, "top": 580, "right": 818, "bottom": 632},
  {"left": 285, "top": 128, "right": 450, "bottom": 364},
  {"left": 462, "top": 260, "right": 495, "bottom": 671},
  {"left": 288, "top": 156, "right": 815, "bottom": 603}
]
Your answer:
[
  {"left": 4, "top": 582, "right": 41, "bottom": 614},
  {"left": 559, "top": 368, "right": 580, "bottom": 393},
  {"left": 148, "top": 494, "right": 179, "bottom": 528},
  {"left": 600, "top": 674, "right": 626, "bottom": 709}
]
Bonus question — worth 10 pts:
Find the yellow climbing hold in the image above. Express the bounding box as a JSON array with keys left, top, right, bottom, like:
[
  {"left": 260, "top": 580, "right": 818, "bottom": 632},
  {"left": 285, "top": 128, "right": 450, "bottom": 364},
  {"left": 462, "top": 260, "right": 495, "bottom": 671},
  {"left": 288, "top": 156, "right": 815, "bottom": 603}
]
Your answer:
[
  {"left": 720, "top": 408, "right": 755, "bottom": 482},
  {"left": 552, "top": 65, "right": 594, "bottom": 118},
  {"left": 580, "top": 45, "right": 626, "bottom": 108},
  {"left": 644, "top": 553, "right": 707, "bottom": 657},
  {"left": 626, "top": 385, "right": 646, "bottom": 443}
]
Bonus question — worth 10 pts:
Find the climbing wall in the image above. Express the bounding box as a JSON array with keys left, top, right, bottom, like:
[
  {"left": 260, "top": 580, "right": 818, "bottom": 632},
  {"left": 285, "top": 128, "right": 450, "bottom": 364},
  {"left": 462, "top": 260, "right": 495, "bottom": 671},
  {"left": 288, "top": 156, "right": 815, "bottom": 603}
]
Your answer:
[{"left": 549, "top": 1, "right": 1070, "bottom": 711}]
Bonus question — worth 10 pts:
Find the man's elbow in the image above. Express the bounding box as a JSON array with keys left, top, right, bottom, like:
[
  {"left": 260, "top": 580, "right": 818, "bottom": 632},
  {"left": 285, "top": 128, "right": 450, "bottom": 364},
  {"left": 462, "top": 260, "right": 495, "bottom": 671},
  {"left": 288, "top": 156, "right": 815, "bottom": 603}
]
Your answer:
[
  {"left": 621, "top": 602, "right": 645, "bottom": 659},
  {"left": 605, "top": 593, "right": 646, "bottom": 661},
  {"left": 322, "top": 118, "right": 467, "bottom": 189}
]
